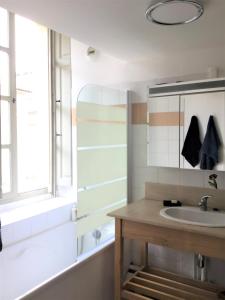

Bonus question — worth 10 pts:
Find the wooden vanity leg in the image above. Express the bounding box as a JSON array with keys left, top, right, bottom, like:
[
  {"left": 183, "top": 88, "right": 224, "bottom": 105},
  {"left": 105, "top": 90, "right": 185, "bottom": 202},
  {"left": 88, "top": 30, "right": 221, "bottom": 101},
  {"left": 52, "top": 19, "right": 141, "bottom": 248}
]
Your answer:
[
  {"left": 115, "top": 218, "right": 123, "bottom": 300},
  {"left": 140, "top": 241, "right": 148, "bottom": 267}
]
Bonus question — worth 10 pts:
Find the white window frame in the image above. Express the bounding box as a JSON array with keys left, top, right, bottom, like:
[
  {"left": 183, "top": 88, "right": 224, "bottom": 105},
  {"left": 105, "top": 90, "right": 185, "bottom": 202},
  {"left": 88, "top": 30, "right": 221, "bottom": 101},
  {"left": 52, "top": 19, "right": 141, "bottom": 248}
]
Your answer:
[
  {"left": 51, "top": 31, "right": 72, "bottom": 197},
  {"left": 0, "top": 11, "right": 17, "bottom": 201},
  {"left": 0, "top": 11, "right": 52, "bottom": 203}
]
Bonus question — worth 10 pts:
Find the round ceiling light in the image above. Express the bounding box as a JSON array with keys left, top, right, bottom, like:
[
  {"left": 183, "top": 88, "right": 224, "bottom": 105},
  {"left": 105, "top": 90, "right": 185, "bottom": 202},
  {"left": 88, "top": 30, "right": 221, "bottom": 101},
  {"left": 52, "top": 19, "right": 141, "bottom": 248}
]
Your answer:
[{"left": 146, "top": 0, "right": 204, "bottom": 25}]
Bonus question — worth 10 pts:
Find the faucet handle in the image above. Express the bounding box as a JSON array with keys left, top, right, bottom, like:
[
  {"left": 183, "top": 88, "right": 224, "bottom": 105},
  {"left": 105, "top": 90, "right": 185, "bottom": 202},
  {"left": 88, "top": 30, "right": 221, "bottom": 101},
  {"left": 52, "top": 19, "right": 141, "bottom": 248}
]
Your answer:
[{"left": 201, "top": 195, "right": 212, "bottom": 202}]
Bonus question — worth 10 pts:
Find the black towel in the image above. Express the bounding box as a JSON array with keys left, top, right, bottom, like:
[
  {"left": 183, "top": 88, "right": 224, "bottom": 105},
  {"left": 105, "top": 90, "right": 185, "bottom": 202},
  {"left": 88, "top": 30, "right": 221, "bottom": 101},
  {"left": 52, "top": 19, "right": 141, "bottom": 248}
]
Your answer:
[
  {"left": 200, "top": 115, "right": 221, "bottom": 170},
  {"left": 0, "top": 219, "right": 2, "bottom": 252},
  {"left": 181, "top": 116, "right": 202, "bottom": 167}
]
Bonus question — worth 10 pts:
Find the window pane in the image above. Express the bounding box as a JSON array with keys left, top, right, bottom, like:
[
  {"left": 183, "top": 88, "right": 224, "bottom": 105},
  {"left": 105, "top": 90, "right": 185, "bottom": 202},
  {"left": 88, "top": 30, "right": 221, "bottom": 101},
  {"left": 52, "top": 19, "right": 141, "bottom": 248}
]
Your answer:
[
  {"left": 1, "top": 148, "right": 11, "bottom": 193},
  {"left": 15, "top": 15, "right": 50, "bottom": 193},
  {"left": 0, "top": 7, "right": 9, "bottom": 48},
  {"left": 0, "top": 51, "right": 10, "bottom": 96},
  {"left": 1, "top": 100, "right": 10, "bottom": 145}
]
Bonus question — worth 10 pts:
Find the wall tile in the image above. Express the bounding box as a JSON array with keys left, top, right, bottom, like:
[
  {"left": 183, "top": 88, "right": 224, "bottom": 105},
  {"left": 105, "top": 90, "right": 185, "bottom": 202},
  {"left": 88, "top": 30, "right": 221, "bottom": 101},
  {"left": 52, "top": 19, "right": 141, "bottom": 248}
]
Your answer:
[
  {"left": 208, "top": 258, "right": 225, "bottom": 286},
  {"left": 179, "top": 252, "right": 195, "bottom": 278},
  {"left": 132, "top": 143, "right": 147, "bottom": 168},
  {"left": 131, "top": 103, "right": 147, "bottom": 124},
  {"left": 47, "top": 205, "right": 72, "bottom": 228},
  {"left": 203, "top": 170, "right": 225, "bottom": 190},
  {"left": 131, "top": 125, "right": 147, "bottom": 145},
  {"left": 158, "top": 167, "right": 180, "bottom": 185},
  {"left": 128, "top": 85, "right": 148, "bottom": 104},
  {"left": 148, "top": 245, "right": 182, "bottom": 275},
  {"left": 149, "top": 126, "right": 168, "bottom": 140},
  {"left": 179, "top": 169, "right": 205, "bottom": 187},
  {"left": 132, "top": 167, "right": 158, "bottom": 190},
  {"left": 31, "top": 213, "right": 49, "bottom": 236},
  {"left": 13, "top": 219, "right": 32, "bottom": 242},
  {"left": 1, "top": 225, "right": 15, "bottom": 246},
  {"left": 132, "top": 187, "right": 145, "bottom": 203}
]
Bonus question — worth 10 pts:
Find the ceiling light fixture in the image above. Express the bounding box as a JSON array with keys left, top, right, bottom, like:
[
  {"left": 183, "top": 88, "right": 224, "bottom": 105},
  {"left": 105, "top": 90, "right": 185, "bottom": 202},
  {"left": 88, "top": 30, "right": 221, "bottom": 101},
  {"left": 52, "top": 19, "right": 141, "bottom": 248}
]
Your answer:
[{"left": 146, "top": 0, "right": 204, "bottom": 25}]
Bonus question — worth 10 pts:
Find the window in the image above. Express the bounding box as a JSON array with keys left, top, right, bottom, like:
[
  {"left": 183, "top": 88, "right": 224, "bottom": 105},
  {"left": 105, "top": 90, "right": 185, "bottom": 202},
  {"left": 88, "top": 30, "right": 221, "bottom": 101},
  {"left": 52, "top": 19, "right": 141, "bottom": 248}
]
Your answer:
[
  {"left": 53, "top": 32, "right": 72, "bottom": 195},
  {"left": 0, "top": 9, "right": 51, "bottom": 200},
  {"left": 15, "top": 15, "right": 50, "bottom": 193}
]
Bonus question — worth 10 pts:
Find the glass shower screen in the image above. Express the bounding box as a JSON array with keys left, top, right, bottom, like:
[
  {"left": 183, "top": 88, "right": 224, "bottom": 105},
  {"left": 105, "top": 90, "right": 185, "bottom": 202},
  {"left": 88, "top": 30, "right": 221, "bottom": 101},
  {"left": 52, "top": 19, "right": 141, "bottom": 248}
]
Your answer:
[{"left": 76, "top": 84, "right": 127, "bottom": 256}]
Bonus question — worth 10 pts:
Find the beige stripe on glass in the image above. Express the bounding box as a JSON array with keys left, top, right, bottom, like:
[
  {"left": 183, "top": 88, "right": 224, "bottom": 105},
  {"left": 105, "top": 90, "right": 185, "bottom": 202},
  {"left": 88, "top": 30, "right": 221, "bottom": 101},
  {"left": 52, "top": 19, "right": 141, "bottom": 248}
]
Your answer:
[
  {"left": 77, "top": 102, "right": 126, "bottom": 122},
  {"left": 73, "top": 104, "right": 126, "bottom": 126}
]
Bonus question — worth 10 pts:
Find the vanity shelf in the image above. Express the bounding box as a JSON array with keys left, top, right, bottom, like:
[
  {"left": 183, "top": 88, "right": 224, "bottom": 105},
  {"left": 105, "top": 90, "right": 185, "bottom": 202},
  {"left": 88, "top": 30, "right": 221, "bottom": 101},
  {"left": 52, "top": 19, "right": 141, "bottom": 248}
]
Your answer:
[{"left": 122, "top": 267, "right": 222, "bottom": 300}]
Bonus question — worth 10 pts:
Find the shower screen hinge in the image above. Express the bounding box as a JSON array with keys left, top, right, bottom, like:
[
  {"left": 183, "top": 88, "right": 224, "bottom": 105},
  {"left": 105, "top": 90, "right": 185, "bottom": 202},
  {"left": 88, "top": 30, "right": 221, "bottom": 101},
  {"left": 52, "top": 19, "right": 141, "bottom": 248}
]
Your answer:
[
  {"left": 71, "top": 206, "right": 88, "bottom": 222},
  {"left": 75, "top": 214, "right": 89, "bottom": 221}
]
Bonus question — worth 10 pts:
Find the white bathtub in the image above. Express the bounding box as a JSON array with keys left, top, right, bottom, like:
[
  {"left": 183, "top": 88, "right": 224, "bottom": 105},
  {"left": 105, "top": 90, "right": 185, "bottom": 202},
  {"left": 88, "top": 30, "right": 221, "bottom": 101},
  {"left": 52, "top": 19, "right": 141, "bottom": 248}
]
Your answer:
[{"left": 0, "top": 198, "right": 77, "bottom": 300}]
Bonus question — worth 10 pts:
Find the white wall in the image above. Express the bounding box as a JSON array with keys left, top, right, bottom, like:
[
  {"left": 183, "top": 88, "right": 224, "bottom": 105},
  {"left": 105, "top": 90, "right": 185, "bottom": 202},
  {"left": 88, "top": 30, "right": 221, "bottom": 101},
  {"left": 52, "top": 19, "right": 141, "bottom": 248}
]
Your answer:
[
  {"left": 122, "top": 46, "right": 225, "bottom": 83},
  {"left": 71, "top": 39, "right": 126, "bottom": 100}
]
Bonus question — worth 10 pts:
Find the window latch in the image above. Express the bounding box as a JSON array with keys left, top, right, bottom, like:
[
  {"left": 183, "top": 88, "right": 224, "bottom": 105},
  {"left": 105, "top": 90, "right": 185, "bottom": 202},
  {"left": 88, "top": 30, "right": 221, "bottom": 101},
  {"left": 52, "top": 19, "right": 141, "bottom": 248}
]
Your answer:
[
  {"left": 0, "top": 219, "right": 3, "bottom": 252},
  {"left": 71, "top": 206, "right": 88, "bottom": 222}
]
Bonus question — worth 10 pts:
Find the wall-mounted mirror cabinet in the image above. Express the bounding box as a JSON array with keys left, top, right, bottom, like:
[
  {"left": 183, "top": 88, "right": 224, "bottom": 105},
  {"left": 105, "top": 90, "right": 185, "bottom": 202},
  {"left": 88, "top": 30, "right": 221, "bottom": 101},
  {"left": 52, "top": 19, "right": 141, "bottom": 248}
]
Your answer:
[{"left": 147, "top": 78, "right": 225, "bottom": 170}]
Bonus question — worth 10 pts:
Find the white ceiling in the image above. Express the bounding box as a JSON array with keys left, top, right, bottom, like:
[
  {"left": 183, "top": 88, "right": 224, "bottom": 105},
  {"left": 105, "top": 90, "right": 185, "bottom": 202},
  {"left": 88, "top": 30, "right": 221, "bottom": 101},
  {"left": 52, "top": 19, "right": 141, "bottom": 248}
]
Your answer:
[{"left": 0, "top": 0, "right": 225, "bottom": 61}]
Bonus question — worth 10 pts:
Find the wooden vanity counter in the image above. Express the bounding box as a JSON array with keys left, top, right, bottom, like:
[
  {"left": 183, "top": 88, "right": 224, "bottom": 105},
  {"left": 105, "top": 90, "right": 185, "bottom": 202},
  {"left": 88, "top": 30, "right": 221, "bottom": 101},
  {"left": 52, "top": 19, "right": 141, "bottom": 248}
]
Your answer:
[
  {"left": 109, "top": 199, "right": 225, "bottom": 300},
  {"left": 109, "top": 199, "right": 225, "bottom": 240}
]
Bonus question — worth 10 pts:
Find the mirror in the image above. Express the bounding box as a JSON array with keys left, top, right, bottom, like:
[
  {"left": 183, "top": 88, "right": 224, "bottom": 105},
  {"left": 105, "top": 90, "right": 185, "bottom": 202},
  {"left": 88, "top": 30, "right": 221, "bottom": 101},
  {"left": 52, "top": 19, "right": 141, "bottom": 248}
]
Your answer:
[
  {"left": 147, "top": 95, "right": 180, "bottom": 168},
  {"left": 180, "top": 92, "right": 225, "bottom": 170},
  {"left": 148, "top": 89, "right": 225, "bottom": 170}
]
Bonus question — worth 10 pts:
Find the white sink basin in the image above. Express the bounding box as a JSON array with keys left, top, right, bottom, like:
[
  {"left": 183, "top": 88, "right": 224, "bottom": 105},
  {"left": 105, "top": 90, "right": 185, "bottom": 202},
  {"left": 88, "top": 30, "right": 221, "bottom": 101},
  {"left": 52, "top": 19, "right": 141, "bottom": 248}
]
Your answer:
[{"left": 160, "top": 206, "right": 225, "bottom": 227}]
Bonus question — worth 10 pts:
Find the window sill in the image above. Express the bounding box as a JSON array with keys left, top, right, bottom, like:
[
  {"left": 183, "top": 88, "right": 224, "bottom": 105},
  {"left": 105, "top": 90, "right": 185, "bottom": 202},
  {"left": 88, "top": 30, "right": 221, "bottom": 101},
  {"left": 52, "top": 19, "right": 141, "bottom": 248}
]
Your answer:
[{"left": 0, "top": 195, "right": 76, "bottom": 228}]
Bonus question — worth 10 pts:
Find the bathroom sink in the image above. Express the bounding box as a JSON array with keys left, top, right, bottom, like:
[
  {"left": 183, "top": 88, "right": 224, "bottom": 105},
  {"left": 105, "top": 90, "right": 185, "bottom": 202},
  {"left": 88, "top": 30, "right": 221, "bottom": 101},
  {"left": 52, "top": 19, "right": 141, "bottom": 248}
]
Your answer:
[{"left": 160, "top": 206, "right": 225, "bottom": 227}]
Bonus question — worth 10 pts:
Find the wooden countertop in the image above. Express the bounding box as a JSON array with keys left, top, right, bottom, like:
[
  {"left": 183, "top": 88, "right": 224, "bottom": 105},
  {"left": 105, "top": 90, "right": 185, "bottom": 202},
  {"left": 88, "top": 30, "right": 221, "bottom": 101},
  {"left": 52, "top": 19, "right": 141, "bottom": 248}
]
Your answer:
[{"left": 109, "top": 199, "right": 225, "bottom": 239}]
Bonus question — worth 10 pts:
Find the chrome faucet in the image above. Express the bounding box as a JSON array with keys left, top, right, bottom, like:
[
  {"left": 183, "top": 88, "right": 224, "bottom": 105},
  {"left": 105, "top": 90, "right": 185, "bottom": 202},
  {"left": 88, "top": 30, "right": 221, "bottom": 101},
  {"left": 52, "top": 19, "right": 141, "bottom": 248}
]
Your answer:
[{"left": 198, "top": 195, "right": 212, "bottom": 211}]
